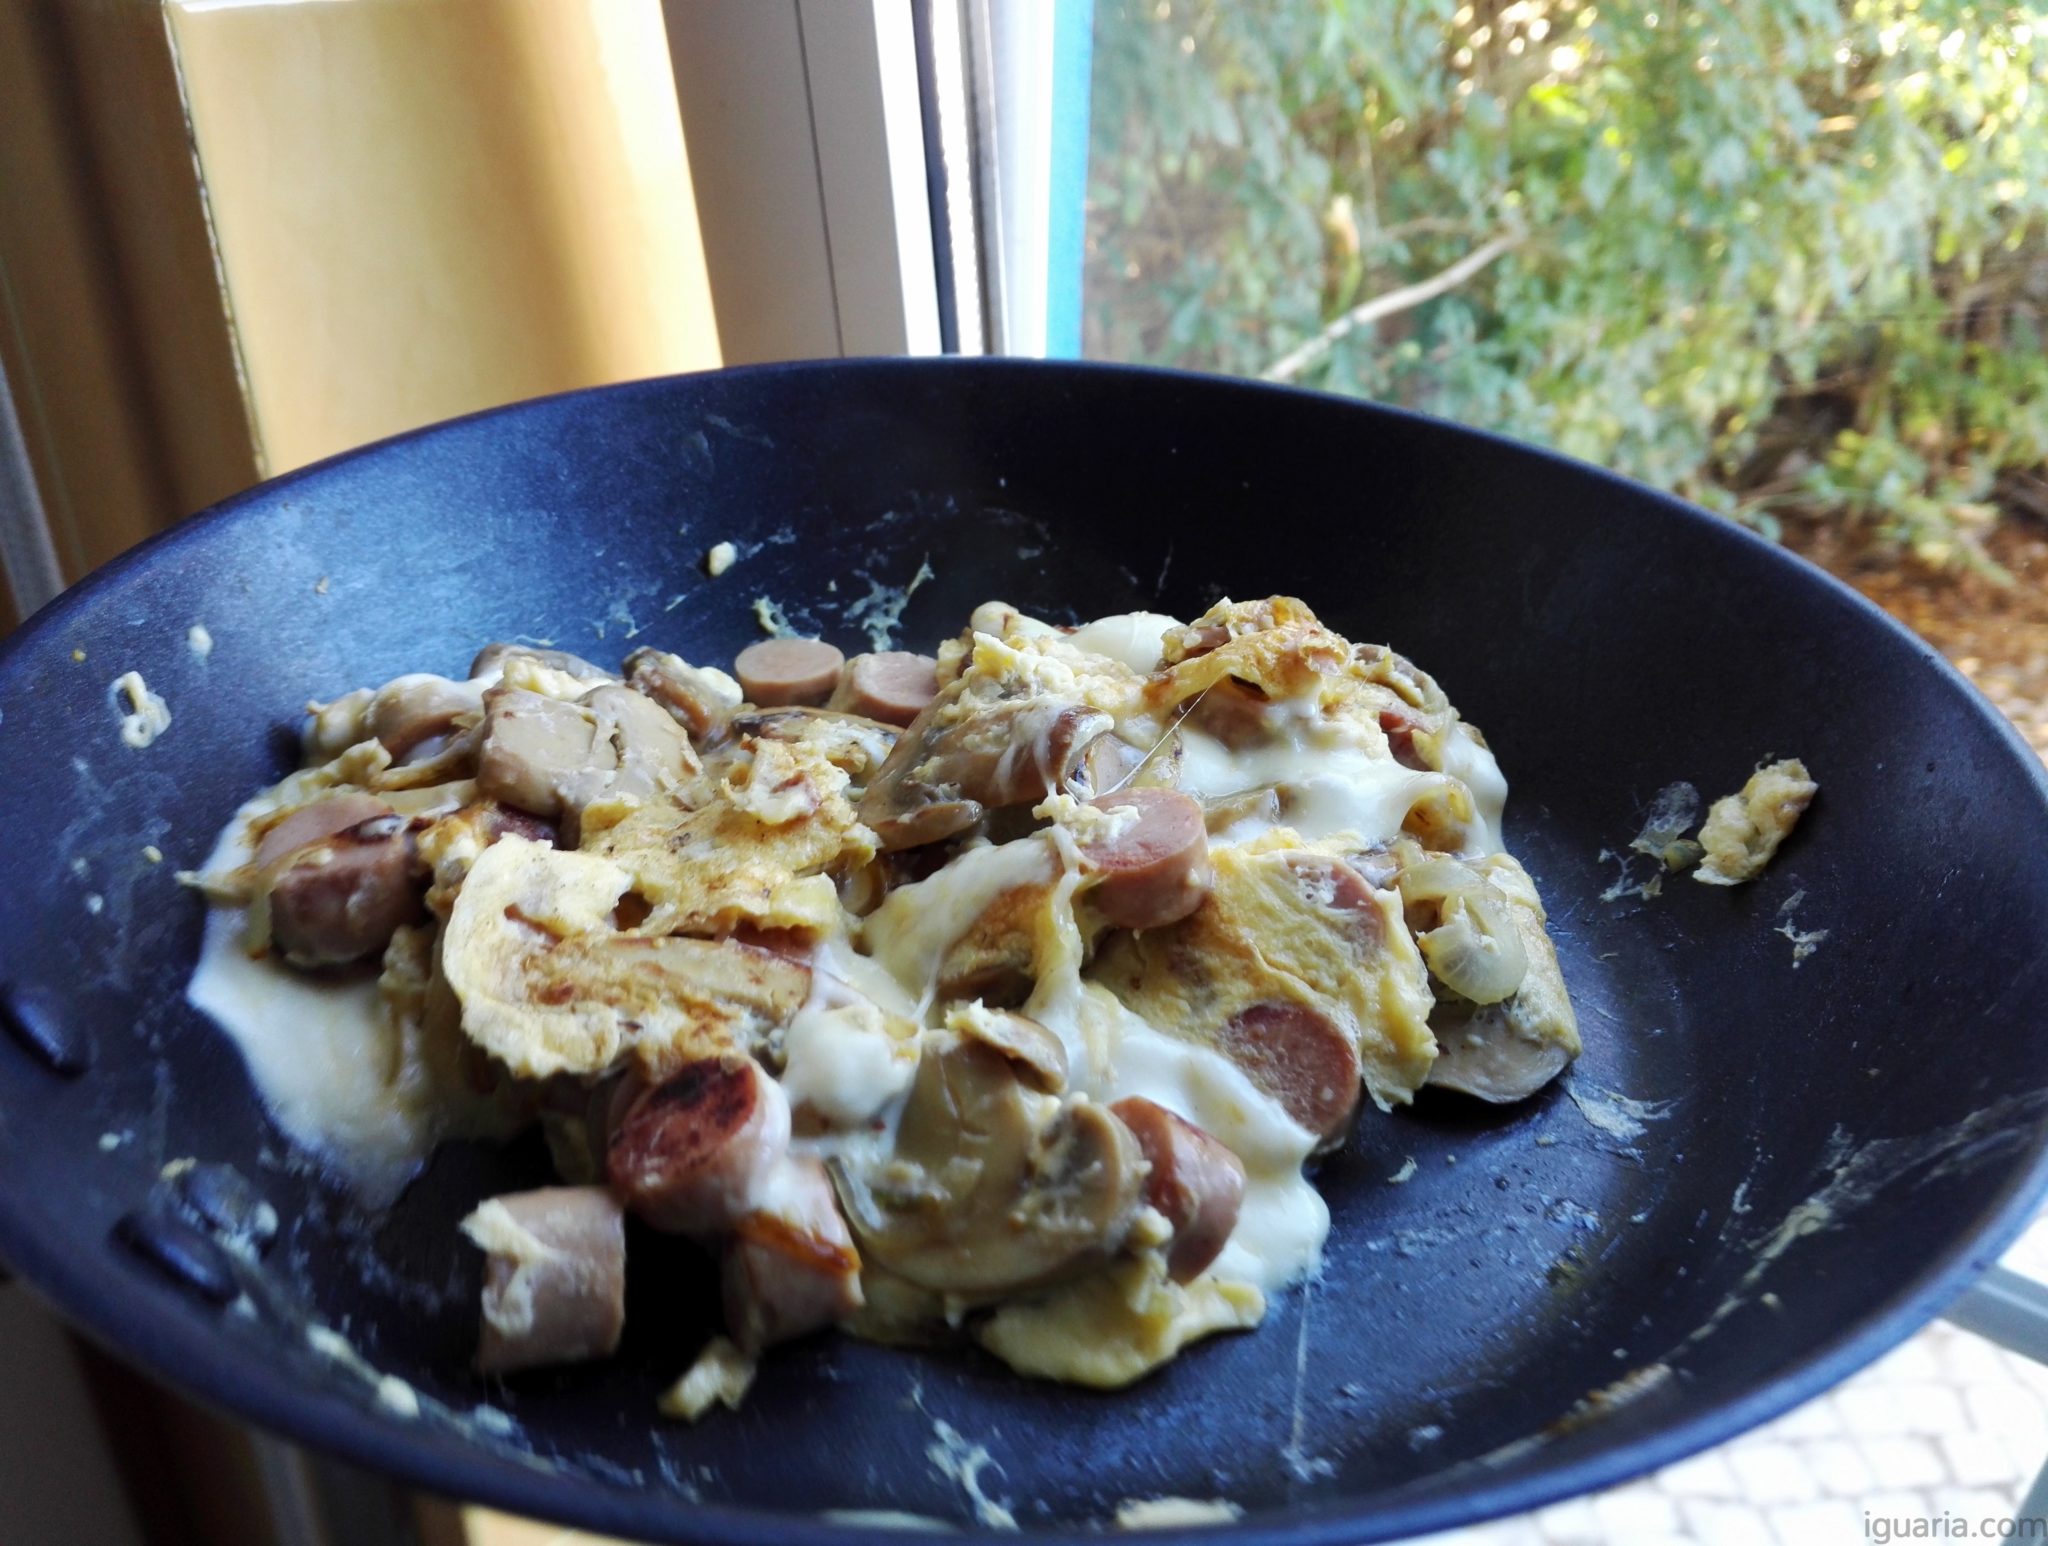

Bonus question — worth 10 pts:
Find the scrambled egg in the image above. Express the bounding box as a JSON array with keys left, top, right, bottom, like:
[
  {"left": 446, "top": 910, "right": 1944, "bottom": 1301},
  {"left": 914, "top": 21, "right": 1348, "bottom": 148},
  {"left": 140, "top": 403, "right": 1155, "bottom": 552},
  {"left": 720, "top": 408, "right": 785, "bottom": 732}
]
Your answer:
[
  {"left": 1095, "top": 836, "right": 1437, "bottom": 1110},
  {"left": 590, "top": 737, "right": 873, "bottom": 938},
  {"left": 977, "top": 1253, "right": 1265, "bottom": 1389},
  {"left": 1695, "top": 758, "right": 1818, "bottom": 885},
  {"left": 440, "top": 837, "right": 812, "bottom": 1080}
]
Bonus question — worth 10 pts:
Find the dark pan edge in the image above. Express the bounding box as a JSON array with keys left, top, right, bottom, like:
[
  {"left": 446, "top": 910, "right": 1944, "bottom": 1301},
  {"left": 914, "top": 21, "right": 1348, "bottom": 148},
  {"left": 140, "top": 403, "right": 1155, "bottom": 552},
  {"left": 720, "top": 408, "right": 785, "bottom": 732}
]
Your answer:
[{"left": 2, "top": 357, "right": 2046, "bottom": 1545}]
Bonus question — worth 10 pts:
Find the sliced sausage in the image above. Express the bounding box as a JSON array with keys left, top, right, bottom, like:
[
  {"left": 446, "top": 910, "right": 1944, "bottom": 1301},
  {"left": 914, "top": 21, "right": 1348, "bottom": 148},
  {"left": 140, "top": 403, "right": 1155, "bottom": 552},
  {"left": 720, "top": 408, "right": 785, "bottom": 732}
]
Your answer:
[
  {"left": 830, "top": 651, "right": 940, "bottom": 727},
  {"left": 470, "top": 642, "right": 613, "bottom": 683},
  {"left": 734, "top": 638, "right": 845, "bottom": 708},
  {"left": 722, "top": 1156, "right": 864, "bottom": 1352},
  {"left": 263, "top": 811, "right": 422, "bottom": 967},
  {"left": 252, "top": 792, "right": 393, "bottom": 870},
  {"left": 1183, "top": 678, "right": 1276, "bottom": 749},
  {"left": 1110, "top": 1097, "right": 1246, "bottom": 1283},
  {"left": 1080, "top": 789, "right": 1212, "bottom": 931},
  {"left": 1214, "top": 1000, "right": 1361, "bottom": 1143},
  {"left": 462, "top": 1186, "right": 626, "bottom": 1375},
  {"left": 607, "top": 1057, "right": 791, "bottom": 1235},
  {"left": 1378, "top": 709, "right": 1437, "bottom": 772},
  {"left": 1284, "top": 853, "right": 1383, "bottom": 946}
]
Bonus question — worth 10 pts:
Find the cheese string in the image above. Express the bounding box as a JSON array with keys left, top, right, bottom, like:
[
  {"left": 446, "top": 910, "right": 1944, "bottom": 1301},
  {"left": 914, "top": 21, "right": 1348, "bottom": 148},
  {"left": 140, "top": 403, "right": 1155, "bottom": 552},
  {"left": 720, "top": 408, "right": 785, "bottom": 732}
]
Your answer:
[{"left": 1102, "top": 681, "right": 1214, "bottom": 799}]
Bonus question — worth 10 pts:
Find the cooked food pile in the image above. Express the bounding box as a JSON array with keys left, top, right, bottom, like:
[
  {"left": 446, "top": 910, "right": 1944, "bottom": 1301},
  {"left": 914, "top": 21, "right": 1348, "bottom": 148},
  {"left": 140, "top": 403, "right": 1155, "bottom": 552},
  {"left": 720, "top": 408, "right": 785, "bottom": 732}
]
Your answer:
[{"left": 185, "top": 597, "right": 1579, "bottom": 1402}]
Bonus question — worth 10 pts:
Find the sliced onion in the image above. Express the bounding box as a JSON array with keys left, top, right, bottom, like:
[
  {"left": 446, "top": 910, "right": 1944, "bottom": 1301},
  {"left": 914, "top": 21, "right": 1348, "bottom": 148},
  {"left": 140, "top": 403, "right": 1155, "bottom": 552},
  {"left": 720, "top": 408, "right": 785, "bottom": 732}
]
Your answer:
[
  {"left": 1417, "top": 891, "right": 1528, "bottom": 1005},
  {"left": 1394, "top": 855, "right": 1483, "bottom": 908}
]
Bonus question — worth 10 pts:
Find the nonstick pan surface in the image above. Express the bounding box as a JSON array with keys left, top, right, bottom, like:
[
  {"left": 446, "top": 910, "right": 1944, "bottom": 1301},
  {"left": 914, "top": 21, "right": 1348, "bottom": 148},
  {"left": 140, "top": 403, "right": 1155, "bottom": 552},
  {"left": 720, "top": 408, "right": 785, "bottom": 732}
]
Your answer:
[{"left": 2, "top": 360, "right": 2046, "bottom": 1544}]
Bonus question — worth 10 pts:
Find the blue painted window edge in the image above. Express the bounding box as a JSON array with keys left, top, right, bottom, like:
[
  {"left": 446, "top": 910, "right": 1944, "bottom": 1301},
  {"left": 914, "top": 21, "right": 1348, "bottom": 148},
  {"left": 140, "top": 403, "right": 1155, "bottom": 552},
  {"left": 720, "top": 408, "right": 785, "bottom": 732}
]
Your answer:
[{"left": 1046, "top": 0, "right": 1095, "bottom": 359}]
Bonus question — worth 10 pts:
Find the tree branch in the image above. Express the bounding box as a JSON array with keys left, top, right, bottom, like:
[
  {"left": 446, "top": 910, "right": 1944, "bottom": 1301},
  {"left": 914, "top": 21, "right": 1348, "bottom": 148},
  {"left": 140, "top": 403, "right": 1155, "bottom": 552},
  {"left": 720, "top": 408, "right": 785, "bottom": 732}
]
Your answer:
[{"left": 1263, "top": 232, "right": 1523, "bottom": 384}]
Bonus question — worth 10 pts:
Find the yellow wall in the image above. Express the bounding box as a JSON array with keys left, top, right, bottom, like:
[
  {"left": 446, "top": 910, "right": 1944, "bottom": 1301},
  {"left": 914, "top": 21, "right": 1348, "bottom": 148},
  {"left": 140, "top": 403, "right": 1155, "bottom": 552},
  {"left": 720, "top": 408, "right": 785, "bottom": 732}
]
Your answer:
[
  {"left": 0, "top": 1, "right": 253, "bottom": 585},
  {"left": 166, "top": 0, "right": 721, "bottom": 477}
]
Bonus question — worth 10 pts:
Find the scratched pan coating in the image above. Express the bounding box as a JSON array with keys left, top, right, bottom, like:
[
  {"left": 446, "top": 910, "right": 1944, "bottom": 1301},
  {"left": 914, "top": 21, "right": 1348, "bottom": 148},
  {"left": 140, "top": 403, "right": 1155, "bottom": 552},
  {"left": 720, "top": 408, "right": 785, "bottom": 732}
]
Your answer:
[{"left": 2, "top": 360, "right": 2047, "bottom": 1544}]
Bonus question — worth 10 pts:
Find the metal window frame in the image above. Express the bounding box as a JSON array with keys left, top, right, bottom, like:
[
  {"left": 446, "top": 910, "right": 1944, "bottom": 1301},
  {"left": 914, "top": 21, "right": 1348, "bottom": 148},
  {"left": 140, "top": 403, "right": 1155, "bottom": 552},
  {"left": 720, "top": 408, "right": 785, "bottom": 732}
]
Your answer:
[{"left": 662, "top": 0, "right": 943, "bottom": 365}]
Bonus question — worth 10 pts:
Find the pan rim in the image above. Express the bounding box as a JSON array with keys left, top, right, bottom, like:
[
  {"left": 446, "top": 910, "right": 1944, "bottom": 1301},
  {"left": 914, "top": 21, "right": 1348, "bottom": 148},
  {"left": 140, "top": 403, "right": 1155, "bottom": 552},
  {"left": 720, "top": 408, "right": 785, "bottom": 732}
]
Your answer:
[{"left": 3, "top": 356, "right": 2047, "bottom": 1545}]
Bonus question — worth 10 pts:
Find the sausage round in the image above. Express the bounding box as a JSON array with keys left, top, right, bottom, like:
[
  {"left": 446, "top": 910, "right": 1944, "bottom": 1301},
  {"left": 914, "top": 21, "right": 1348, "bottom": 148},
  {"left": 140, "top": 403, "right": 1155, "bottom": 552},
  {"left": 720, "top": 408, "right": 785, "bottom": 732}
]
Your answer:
[
  {"left": 1109, "top": 1096, "right": 1245, "bottom": 1282},
  {"left": 252, "top": 792, "right": 394, "bottom": 870},
  {"left": 1215, "top": 1000, "right": 1361, "bottom": 1143},
  {"left": 1080, "top": 789, "right": 1212, "bottom": 931},
  {"left": 606, "top": 1057, "right": 791, "bottom": 1235},
  {"left": 261, "top": 804, "right": 422, "bottom": 966},
  {"left": 831, "top": 651, "right": 939, "bottom": 727},
  {"left": 722, "top": 1156, "right": 864, "bottom": 1352},
  {"left": 734, "top": 639, "right": 845, "bottom": 708},
  {"left": 465, "top": 1186, "right": 627, "bottom": 1375}
]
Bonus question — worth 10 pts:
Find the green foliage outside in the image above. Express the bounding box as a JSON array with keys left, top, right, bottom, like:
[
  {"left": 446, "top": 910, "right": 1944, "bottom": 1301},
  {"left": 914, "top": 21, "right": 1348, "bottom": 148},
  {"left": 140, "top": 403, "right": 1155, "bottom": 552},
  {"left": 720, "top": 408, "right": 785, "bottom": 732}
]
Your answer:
[{"left": 1084, "top": 0, "right": 2048, "bottom": 569}]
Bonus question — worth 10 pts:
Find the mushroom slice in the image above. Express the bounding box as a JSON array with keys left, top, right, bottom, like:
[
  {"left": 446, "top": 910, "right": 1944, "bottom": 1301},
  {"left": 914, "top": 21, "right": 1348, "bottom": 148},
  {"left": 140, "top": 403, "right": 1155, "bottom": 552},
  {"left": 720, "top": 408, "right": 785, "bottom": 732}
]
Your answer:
[
  {"left": 723, "top": 1156, "right": 865, "bottom": 1351},
  {"left": 947, "top": 1002, "right": 1067, "bottom": 1093},
  {"left": 476, "top": 682, "right": 698, "bottom": 839},
  {"left": 367, "top": 674, "right": 485, "bottom": 766},
  {"left": 623, "top": 646, "right": 744, "bottom": 742},
  {"left": 471, "top": 642, "right": 616, "bottom": 684},
  {"left": 577, "top": 683, "right": 701, "bottom": 822},
  {"left": 832, "top": 1035, "right": 1143, "bottom": 1299},
  {"left": 863, "top": 622, "right": 1149, "bottom": 849},
  {"left": 442, "top": 837, "right": 811, "bottom": 1080},
  {"left": 476, "top": 686, "right": 603, "bottom": 820},
  {"left": 1423, "top": 853, "right": 1580, "bottom": 1102},
  {"left": 461, "top": 1186, "right": 626, "bottom": 1375}
]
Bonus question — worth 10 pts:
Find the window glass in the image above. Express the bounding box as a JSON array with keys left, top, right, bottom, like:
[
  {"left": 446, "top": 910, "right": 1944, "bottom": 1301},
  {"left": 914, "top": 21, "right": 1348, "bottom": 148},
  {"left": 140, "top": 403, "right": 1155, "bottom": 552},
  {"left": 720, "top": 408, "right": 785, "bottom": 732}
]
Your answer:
[{"left": 1082, "top": 1, "right": 2048, "bottom": 573}]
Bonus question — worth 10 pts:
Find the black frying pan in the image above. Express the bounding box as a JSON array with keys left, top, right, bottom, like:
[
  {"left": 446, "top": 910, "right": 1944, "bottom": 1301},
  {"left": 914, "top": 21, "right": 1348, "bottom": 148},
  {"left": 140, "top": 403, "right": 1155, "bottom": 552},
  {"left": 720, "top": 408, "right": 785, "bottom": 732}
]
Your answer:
[{"left": 3, "top": 360, "right": 2046, "bottom": 1544}]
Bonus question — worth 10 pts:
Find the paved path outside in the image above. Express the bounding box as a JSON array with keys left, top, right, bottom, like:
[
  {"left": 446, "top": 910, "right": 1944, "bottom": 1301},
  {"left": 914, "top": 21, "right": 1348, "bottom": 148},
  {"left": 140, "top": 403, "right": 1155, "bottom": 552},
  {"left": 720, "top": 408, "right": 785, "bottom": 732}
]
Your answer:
[{"left": 1419, "top": 1213, "right": 2048, "bottom": 1546}]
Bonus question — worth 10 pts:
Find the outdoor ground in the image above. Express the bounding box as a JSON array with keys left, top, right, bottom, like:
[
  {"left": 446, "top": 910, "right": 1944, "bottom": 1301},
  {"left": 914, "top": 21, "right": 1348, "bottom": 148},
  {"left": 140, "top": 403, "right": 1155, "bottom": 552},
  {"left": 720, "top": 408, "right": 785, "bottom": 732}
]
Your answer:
[{"left": 1789, "top": 516, "right": 2048, "bottom": 760}]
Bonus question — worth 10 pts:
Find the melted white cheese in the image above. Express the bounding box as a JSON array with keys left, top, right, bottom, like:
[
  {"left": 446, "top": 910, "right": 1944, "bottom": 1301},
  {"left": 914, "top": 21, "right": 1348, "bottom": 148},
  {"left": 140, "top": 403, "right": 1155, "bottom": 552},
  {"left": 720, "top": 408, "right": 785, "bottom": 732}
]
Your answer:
[
  {"left": 863, "top": 837, "right": 1057, "bottom": 1013},
  {"left": 780, "top": 1000, "right": 914, "bottom": 1129},
  {"left": 1179, "top": 710, "right": 1508, "bottom": 859},
  {"left": 1440, "top": 721, "right": 1508, "bottom": 856},
  {"left": 1072, "top": 983, "right": 1326, "bottom": 1292},
  {"left": 1063, "top": 612, "right": 1180, "bottom": 674},
  {"left": 185, "top": 803, "right": 441, "bottom": 1203}
]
